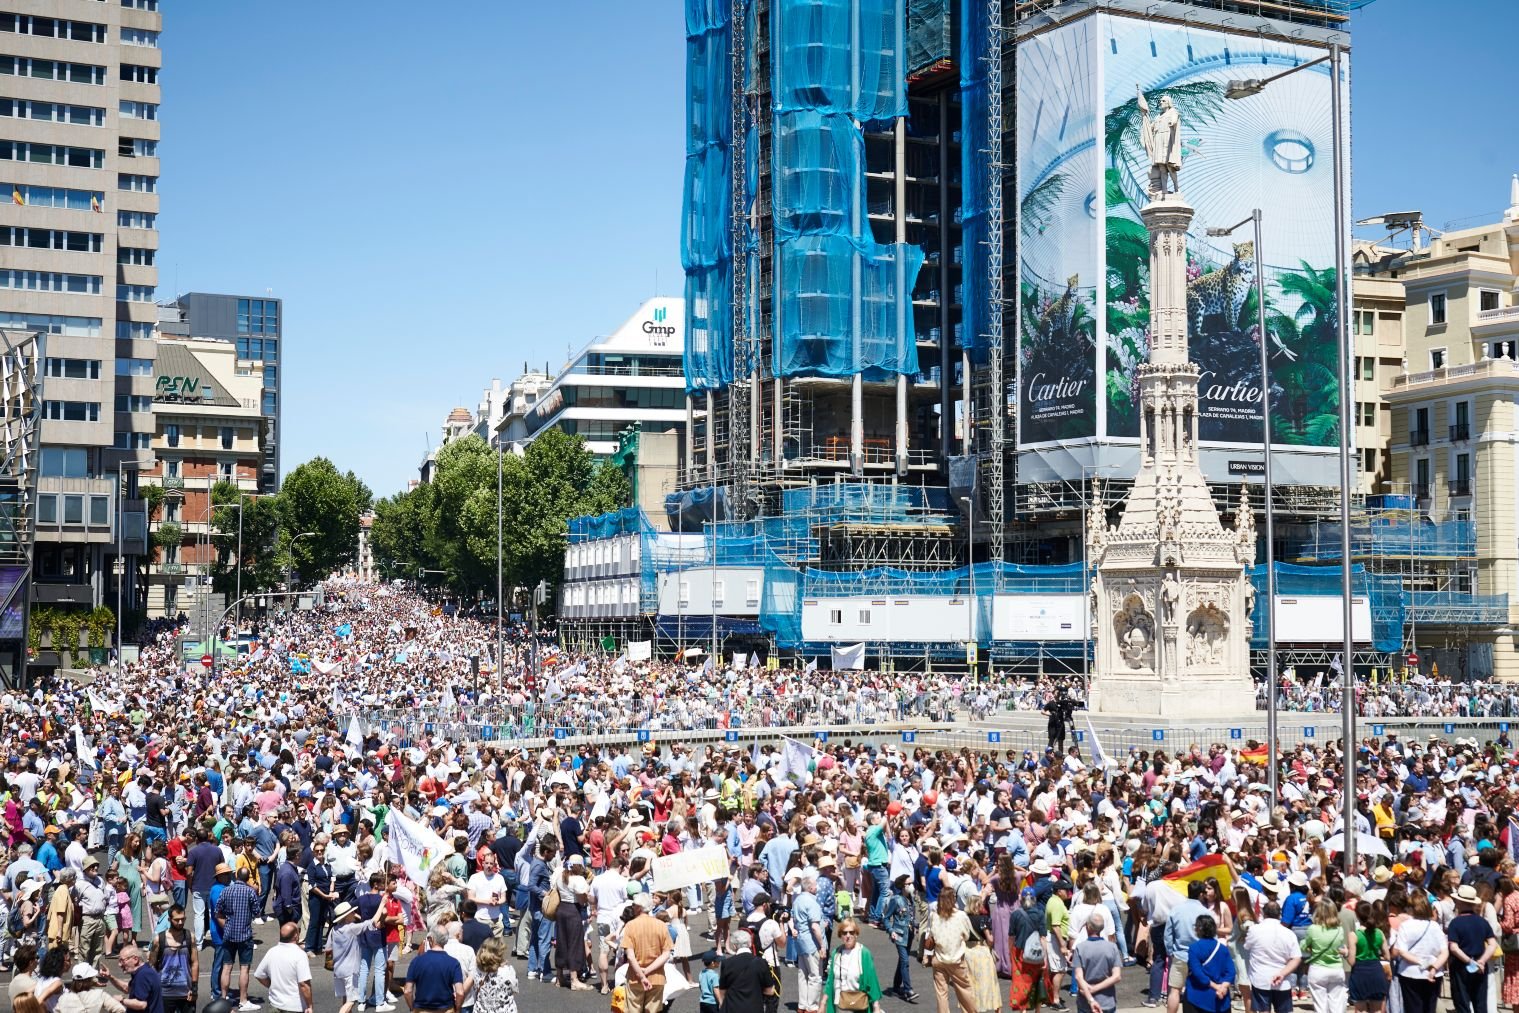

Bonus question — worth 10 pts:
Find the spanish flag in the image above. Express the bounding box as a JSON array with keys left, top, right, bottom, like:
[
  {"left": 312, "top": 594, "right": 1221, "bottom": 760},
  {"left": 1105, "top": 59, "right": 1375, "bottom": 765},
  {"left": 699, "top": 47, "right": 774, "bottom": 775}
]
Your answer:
[
  {"left": 11, "top": 186, "right": 22, "bottom": 206},
  {"left": 1160, "top": 853, "right": 1235, "bottom": 900},
  {"left": 90, "top": 194, "right": 102, "bottom": 213},
  {"left": 1239, "top": 744, "right": 1270, "bottom": 765}
]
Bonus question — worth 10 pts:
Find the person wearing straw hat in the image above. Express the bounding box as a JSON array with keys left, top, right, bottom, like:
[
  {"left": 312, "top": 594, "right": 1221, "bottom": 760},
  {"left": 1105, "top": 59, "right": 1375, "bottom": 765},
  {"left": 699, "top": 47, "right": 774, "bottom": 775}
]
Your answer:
[{"left": 1446, "top": 885, "right": 1497, "bottom": 1013}]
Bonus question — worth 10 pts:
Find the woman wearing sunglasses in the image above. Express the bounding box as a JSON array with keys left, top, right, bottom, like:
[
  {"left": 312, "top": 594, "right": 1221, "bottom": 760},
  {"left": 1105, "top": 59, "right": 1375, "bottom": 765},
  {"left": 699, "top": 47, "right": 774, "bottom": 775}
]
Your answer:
[{"left": 822, "top": 919, "right": 884, "bottom": 1013}]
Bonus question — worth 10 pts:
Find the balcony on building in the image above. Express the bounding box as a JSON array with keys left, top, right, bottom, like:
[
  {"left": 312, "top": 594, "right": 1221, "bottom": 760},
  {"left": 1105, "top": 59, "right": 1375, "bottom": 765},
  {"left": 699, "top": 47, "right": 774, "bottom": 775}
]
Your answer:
[
  {"left": 1449, "top": 479, "right": 1472, "bottom": 498},
  {"left": 1410, "top": 428, "right": 1430, "bottom": 446}
]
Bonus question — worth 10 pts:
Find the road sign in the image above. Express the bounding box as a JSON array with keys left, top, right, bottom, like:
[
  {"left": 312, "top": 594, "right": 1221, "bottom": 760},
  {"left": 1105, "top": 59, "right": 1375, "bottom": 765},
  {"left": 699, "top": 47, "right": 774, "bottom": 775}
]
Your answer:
[
  {"left": 1229, "top": 729, "right": 1242, "bottom": 740},
  {"left": 816, "top": 731, "right": 830, "bottom": 742},
  {"left": 201, "top": 654, "right": 213, "bottom": 668},
  {"left": 901, "top": 731, "right": 917, "bottom": 743},
  {"left": 1371, "top": 724, "right": 1385, "bottom": 736},
  {"left": 725, "top": 730, "right": 739, "bottom": 742},
  {"left": 636, "top": 730, "right": 651, "bottom": 743},
  {"left": 480, "top": 725, "right": 495, "bottom": 741},
  {"left": 1444, "top": 723, "right": 1455, "bottom": 734},
  {"left": 554, "top": 728, "right": 569, "bottom": 740},
  {"left": 1304, "top": 727, "right": 1316, "bottom": 738},
  {"left": 1152, "top": 729, "right": 1164, "bottom": 741},
  {"left": 987, "top": 732, "right": 1002, "bottom": 744}
]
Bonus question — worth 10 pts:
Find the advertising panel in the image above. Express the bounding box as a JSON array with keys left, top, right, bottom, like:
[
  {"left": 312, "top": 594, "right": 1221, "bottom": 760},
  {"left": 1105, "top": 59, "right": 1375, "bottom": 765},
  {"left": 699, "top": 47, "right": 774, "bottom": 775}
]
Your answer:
[
  {"left": 991, "top": 594, "right": 1086, "bottom": 641},
  {"left": 1015, "top": 12, "right": 1345, "bottom": 462},
  {"left": 1015, "top": 17, "right": 1099, "bottom": 446},
  {"left": 1101, "top": 15, "right": 1343, "bottom": 447}
]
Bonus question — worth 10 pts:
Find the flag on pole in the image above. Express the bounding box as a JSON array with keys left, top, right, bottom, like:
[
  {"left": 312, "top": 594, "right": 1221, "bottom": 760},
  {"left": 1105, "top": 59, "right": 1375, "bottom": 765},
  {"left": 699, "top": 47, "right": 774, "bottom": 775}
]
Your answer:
[
  {"left": 804, "top": 658, "right": 818, "bottom": 674},
  {"left": 90, "top": 194, "right": 102, "bottom": 213},
  {"left": 1160, "top": 854, "right": 1234, "bottom": 898},
  {"left": 1238, "top": 744, "right": 1270, "bottom": 765},
  {"left": 346, "top": 715, "right": 364, "bottom": 754},
  {"left": 779, "top": 737, "right": 817, "bottom": 785},
  {"left": 386, "top": 807, "right": 449, "bottom": 883},
  {"left": 1083, "top": 714, "right": 1116, "bottom": 769},
  {"left": 1330, "top": 654, "right": 1344, "bottom": 677},
  {"left": 74, "top": 724, "right": 96, "bottom": 768}
]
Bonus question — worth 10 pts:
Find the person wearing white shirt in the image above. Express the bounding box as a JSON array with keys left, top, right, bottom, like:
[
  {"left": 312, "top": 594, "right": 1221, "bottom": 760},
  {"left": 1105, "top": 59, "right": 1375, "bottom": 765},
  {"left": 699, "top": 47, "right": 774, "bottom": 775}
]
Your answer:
[
  {"left": 1242, "top": 902, "right": 1304, "bottom": 1012},
  {"left": 253, "top": 922, "right": 314, "bottom": 1013},
  {"left": 589, "top": 861, "right": 629, "bottom": 992},
  {"left": 1392, "top": 898, "right": 1449, "bottom": 1013}
]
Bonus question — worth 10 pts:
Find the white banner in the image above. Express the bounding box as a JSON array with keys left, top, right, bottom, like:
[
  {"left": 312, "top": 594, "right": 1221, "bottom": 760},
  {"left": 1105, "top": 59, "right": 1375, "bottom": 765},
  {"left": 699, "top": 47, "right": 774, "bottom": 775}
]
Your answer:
[
  {"left": 74, "top": 724, "right": 96, "bottom": 769},
  {"left": 627, "top": 640, "right": 652, "bottom": 662},
  {"left": 313, "top": 660, "right": 342, "bottom": 676},
  {"left": 830, "top": 643, "right": 865, "bottom": 670},
  {"left": 779, "top": 736, "right": 818, "bottom": 785},
  {"left": 1084, "top": 714, "right": 1116, "bottom": 769},
  {"left": 386, "top": 808, "right": 450, "bottom": 884},
  {"left": 651, "top": 844, "right": 729, "bottom": 892},
  {"left": 346, "top": 715, "right": 364, "bottom": 754}
]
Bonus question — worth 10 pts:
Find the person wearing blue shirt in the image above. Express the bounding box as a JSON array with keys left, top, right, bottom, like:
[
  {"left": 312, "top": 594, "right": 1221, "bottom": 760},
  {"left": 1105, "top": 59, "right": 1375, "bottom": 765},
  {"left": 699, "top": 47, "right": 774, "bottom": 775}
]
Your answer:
[
  {"left": 1184, "top": 914, "right": 1236, "bottom": 1013},
  {"left": 1280, "top": 877, "right": 1312, "bottom": 931},
  {"left": 1165, "top": 880, "right": 1212, "bottom": 1013},
  {"left": 698, "top": 950, "right": 721, "bottom": 1013},
  {"left": 36, "top": 827, "right": 62, "bottom": 872},
  {"left": 758, "top": 831, "right": 796, "bottom": 900},
  {"left": 791, "top": 873, "right": 826, "bottom": 1013}
]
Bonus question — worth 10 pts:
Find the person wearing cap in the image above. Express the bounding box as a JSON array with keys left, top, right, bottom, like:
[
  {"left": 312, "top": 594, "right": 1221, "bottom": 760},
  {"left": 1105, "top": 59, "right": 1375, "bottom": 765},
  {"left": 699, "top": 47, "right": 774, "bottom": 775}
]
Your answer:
[
  {"left": 57, "top": 962, "right": 126, "bottom": 1013},
  {"left": 326, "top": 900, "right": 369, "bottom": 1013},
  {"left": 1446, "top": 884, "right": 1496, "bottom": 1013},
  {"left": 76, "top": 854, "right": 114, "bottom": 965}
]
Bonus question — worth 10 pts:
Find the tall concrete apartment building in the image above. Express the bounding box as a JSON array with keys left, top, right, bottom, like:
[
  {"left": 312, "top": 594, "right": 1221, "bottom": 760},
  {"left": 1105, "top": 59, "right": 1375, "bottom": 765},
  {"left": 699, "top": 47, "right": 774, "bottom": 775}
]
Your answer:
[
  {"left": 160, "top": 292, "right": 283, "bottom": 492},
  {"left": 1, "top": 0, "right": 162, "bottom": 611}
]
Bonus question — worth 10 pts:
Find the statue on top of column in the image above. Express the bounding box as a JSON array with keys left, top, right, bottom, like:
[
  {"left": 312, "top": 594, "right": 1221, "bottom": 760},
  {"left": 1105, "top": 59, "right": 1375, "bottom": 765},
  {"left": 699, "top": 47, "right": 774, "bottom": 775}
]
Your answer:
[{"left": 1137, "top": 86, "right": 1181, "bottom": 199}]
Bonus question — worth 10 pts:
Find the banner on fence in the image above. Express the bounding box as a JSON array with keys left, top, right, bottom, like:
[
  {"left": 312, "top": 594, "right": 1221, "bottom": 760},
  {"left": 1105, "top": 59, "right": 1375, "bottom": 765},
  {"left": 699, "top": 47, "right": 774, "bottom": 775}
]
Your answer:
[
  {"left": 830, "top": 643, "right": 865, "bottom": 671},
  {"left": 651, "top": 844, "right": 729, "bottom": 892}
]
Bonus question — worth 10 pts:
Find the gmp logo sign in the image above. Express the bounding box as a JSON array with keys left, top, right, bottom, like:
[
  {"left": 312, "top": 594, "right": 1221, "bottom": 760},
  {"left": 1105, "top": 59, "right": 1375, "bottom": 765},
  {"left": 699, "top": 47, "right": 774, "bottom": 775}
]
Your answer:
[{"left": 641, "top": 304, "right": 675, "bottom": 344}]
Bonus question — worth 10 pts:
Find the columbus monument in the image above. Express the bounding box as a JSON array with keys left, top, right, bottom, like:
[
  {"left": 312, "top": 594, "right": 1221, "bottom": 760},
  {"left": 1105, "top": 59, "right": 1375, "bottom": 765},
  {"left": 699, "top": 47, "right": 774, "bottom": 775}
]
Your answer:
[{"left": 1086, "top": 89, "right": 1258, "bottom": 717}]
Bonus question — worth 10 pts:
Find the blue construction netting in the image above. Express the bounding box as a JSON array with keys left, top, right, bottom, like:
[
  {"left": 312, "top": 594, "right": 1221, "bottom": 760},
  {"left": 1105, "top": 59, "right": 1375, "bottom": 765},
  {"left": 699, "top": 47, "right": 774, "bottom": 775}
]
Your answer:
[
  {"left": 1290, "top": 516, "right": 1477, "bottom": 561},
  {"left": 683, "top": 0, "right": 735, "bottom": 393},
  {"left": 567, "top": 507, "right": 655, "bottom": 544},
  {"left": 1247, "top": 562, "right": 1405, "bottom": 655},
  {"left": 771, "top": 0, "right": 924, "bottom": 381},
  {"left": 906, "top": 0, "right": 951, "bottom": 77},
  {"left": 958, "top": 0, "right": 990, "bottom": 364}
]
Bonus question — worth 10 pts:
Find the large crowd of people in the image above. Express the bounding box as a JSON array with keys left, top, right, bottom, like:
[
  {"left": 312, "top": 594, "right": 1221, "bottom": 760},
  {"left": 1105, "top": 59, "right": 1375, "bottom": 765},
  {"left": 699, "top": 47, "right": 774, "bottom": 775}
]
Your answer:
[{"left": 3, "top": 580, "right": 1519, "bottom": 1013}]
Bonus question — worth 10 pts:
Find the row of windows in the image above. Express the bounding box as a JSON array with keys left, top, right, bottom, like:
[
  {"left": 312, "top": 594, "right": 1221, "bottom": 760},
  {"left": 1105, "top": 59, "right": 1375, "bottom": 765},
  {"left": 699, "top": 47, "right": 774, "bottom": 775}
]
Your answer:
[
  {"left": 121, "top": 64, "right": 158, "bottom": 84},
  {"left": 115, "top": 394, "right": 151, "bottom": 413},
  {"left": 37, "top": 493, "right": 110, "bottom": 527},
  {"left": 0, "top": 140, "right": 104, "bottom": 169},
  {"left": 0, "top": 270, "right": 101, "bottom": 295},
  {"left": 121, "top": 137, "right": 157, "bottom": 158},
  {"left": 117, "top": 210, "right": 155, "bottom": 229},
  {"left": 117, "top": 358, "right": 152, "bottom": 376},
  {"left": 117, "top": 173, "right": 155, "bottom": 192},
  {"left": 44, "top": 358, "right": 101, "bottom": 380},
  {"left": 118, "top": 247, "right": 154, "bottom": 266},
  {"left": 119, "top": 100, "right": 157, "bottom": 121},
  {"left": 43, "top": 400, "right": 101, "bottom": 422},
  {"left": 237, "top": 298, "right": 278, "bottom": 335},
  {"left": 0, "top": 56, "right": 106, "bottom": 86},
  {"left": 121, "top": 0, "right": 159, "bottom": 10},
  {"left": 0, "top": 98, "right": 105, "bottom": 127},
  {"left": 114, "top": 432, "right": 150, "bottom": 450},
  {"left": 163, "top": 423, "right": 234, "bottom": 448},
  {"left": 116, "top": 321, "right": 154, "bottom": 340},
  {"left": 0, "top": 15, "right": 107, "bottom": 44},
  {"left": 0, "top": 227, "right": 103, "bottom": 252},
  {"left": 8, "top": 183, "right": 104, "bottom": 212},
  {"left": 0, "top": 312, "right": 100, "bottom": 336},
  {"left": 121, "top": 28, "right": 158, "bottom": 48},
  {"left": 234, "top": 336, "right": 279, "bottom": 362},
  {"left": 116, "top": 283, "right": 153, "bottom": 302}
]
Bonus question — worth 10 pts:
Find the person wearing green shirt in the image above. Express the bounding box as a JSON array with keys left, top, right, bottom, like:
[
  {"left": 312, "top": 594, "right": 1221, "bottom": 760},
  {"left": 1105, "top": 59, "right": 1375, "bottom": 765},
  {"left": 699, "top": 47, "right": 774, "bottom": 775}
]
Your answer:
[
  {"left": 1301, "top": 899, "right": 1349, "bottom": 1013},
  {"left": 864, "top": 812, "right": 891, "bottom": 925},
  {"left": 1048, "top": 879, "right": 1074, "bottom": 1001}
]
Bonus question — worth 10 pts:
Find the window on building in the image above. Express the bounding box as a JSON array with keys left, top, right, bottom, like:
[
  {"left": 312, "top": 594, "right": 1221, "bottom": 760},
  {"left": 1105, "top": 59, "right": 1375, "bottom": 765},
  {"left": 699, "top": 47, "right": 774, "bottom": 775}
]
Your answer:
[
  {"left": 113, "top": 432, "right": 151, "bottom": 450},
  {"left": 746, "top": 578, "right": 761, "bottom": 606},
  {"left": 678, "top": 580, "right": 690, "bottom": 606},
  {"left": 1361, "top": 357, "right": 1375, "bottom": 381},
  {"left": 117, "top": 247, "right": 155, "bottom": 267},
  {"left": 1415, "top": 458, "right": 1431, "bottom": 498},
  {"left": 120, "top": 27, "right": 159, "bottom": 47},
  {"left": 161, "top": 542, "right": 178, "bottom": 564},
  {"left": 162, "top": 499, "right": 178, "bottom": 521},
  {"left": 114, "top": 395, "right": 151, "bottom": 413},
  {"left": 43, "top": 401, "right": 100, "bottom": 422},
  {"left": 116, "top": 210, "right": 156, "bottom": 229},
  {"left": 89, "top": 496, "right": 108, "bottom": 525},
  {"left": 0, "top": 140, "right": 104, "bottom": 168},
  {"left": 712, "top": 579, "right": 724, "bottom": 606},
  {"left": 118, "top": 101, "right": 157, "bottom": 121},
  {"left": 236, "top": 298, "right": 279, "bottom": 335},
  {"left": 1430, "top": 348, "right": 1446, "bottom": 370},
  {"left": 164, "top": 459, "right": 179, "bottom": 477},
  {"left": 39, "top": 448, "right": 88, "bottom": 478},
  {"left": 829, "top": 609, "right": 842, "bottom": 624},
  {"left": 164, "top": 424, "right": 179, "bottom": 448},
  {"left": 62, "top": 495, "right": 83, "bottom": 524},
  {"left": 1453, "top": 452, "right": 1472, "bottom": 496},
  {"left": 116, "top": 173, "right": 156, "bottom": 192},
  {"left": 1492, "top": 341, "right": 1518, "bottom": 361},
  {"left": 1481, "top": 290, "right": 1501, "bottom": 312},
  {"left": 120, "top": 63, "right": 158, "bottom": 83},
  {"left": 116, "top": 322, "right": 155, "bottom": 341},
  {"left": 0, "top": 56, "right": 106, "bottom": 85},
  {"left": 859, "top": 609, "right": 872, "bottom": 624},
  {"left": 119, "top": 137, "right": 157, "bottom": 159},
  {"left": 36, "top": 495, "right": 55, "bottom": 524},
  {"left": 115, "top": 358, "right": 153, "bottom": 376},
  {"left": 1430, "top": 293, "right": 1447, "bottom": 326},
  {"left": 1355, "top": 310, "right": 1374, "bottom": 336},
  {"left": 220, "top": 426, "right": 234, "bottom": 450},
  {"left": 1362, "top": 448, "right": 1377, "bottom": 473},
  {"left": 0, "top": 227, "right": 104, "bottom": 252},
  {"left": 1358, "top": 402, "right": 1376, "bottom": 427},
  {"left": 1413, "top": 407, "right": 1430, "bottom": 444},
  {"left": 218, "top": 462, "right": 233, "bottom": 480},
  {"left": 44, "top": 358, "right": 101, "bottom": 379}
]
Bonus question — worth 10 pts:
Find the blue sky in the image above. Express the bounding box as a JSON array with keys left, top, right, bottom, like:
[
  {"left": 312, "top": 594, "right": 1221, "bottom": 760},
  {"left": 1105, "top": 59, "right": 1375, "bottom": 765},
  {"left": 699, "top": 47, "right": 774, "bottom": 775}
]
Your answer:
[{"left": 159, "top": 0, "right": 1514, "bottom": 496}]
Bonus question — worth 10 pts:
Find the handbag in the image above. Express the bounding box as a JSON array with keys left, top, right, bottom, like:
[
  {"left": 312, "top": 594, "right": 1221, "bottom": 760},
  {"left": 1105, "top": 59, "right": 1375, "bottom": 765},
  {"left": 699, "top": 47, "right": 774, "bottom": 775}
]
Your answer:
[
  {"left": 845, "top": 855, "right": 862, "bottom": 869},
  {"left": 542, "top": 885, "right": 560, "bottom": 918},
  {"left": 838, "top": 991, "right": 869, "bottom": 1011}
]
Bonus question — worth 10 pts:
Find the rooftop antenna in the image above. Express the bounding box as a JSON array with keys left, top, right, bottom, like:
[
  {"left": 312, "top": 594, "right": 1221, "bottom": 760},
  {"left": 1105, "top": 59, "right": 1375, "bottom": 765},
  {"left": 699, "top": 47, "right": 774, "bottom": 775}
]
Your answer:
[{"left": 1356, "top": 211, "right": 1438, "bottom": 252}]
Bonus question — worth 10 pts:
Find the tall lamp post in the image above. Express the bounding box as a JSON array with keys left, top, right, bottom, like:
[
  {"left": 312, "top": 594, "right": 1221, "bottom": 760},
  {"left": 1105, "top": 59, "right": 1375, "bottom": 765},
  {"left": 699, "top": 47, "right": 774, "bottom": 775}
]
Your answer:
[
  {"left": 495, "top": 436, "right": 504, "bottom": 680},
  {"left": 288, "top": 531, "right": 318, "bottom": 589},
  {"left": 213, "top": 501, "right": 245, "bottom": 636},
  {"left": 114, "top": 459, "right": 147, "bottom": 663},
  {"left": 1208, "top": 209, "right": 1278, "bottom": 802},
  {"left": 1228, "top": 41, "right": 1353, "bottom": 871}
]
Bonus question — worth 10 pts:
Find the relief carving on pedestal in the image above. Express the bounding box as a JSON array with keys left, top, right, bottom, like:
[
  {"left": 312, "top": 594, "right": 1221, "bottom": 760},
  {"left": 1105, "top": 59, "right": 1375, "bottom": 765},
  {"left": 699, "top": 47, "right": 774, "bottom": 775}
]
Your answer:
[
  {"left": 1115, "top": 593, "right": 1155, "bottom": 671},
  {"left": 1185, "top": 604, "right": 1229, "bottom": 667}
]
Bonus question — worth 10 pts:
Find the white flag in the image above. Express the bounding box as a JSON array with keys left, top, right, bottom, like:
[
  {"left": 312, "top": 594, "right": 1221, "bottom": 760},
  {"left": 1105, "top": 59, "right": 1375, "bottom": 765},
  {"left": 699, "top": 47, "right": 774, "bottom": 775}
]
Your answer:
[
  {"left": 1083, "top": 714, "right": 1117, "bottom": 770},
  {"left": 87, "top": 689, "right": 111, "bottom": 714},
  {"left": 749, "top": 652, "right": 760, "bottom": 670},
  {"left": 732, "top": 653, "right": 747, "bottom": 671},
  {"left": 830, "top": 643, "right": 865, "bottom": 671},
  {"left": 346, "top": 714, "right": 365, "bottom": 754},
  {"left": 780, "top": 737, "right": 817, "bottom": 785},
  {"left": 438, "top": 685, "right": 457, "bottom": 718},
  {"left": 74, "top": 724, "right": 96, "bottom": 769},
  {"left": 804, "top": 659, "right": 818, "bottom": 674},
  {"left": 628, "top": 640, "right": 652, "bottom": 662},
  {"left": 385, "top": 807, "right": 450, "bottom": 884}
]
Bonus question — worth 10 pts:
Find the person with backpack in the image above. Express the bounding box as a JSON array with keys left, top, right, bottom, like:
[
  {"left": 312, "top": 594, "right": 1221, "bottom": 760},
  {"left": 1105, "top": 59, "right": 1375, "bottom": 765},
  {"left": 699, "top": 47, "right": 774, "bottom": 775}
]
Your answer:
[
  {"left": 882, "top": 875, "right": 919, "bottom": 1003},
  {"left": 148, "top": 905, "right": 196, "bottom": 1013},
  {"left": 1010, "top": 888, "right": 1050, "bottom": 1012}
]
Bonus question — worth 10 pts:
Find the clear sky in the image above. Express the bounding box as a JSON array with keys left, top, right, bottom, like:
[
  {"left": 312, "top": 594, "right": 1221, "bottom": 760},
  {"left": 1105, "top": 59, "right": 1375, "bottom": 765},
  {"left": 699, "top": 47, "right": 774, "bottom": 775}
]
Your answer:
[{"left": 158, "top": 0, "right": 1515, "bottom": 497}]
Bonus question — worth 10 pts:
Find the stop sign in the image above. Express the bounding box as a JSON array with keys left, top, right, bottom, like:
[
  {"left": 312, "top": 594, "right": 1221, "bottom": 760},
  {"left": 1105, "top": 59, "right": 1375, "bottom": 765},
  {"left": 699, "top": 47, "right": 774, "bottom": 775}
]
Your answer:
[
  {"left": 1406, "top": 653, "right": 1419, "bottom": 667},
  {"left": 201, "top": 654, "right": 213, "bottom": 668}
]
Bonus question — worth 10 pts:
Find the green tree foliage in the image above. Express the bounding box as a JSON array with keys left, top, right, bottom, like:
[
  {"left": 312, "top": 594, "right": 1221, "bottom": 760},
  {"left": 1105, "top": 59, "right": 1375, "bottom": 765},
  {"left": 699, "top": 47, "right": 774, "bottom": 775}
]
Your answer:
[
  {"left": 279, "top": 456, "right": 366, "bottom": 581},
  {"left": 370, "top": 429, "right": 631, "bottom": 601},
  {"left": 209, "top": 481, "right": 283, "bottom": 599}
]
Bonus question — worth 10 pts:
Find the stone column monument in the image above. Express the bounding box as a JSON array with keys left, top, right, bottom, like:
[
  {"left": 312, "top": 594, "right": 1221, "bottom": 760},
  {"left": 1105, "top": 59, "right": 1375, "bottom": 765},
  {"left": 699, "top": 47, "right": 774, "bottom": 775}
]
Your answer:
[{"left": 1086, "top": 91, "right": 1258, "bottom": 718}]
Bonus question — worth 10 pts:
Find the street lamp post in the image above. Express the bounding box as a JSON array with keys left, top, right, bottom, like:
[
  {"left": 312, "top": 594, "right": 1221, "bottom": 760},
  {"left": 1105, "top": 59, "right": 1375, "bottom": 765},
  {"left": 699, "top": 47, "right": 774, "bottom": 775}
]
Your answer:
[
  {"left": 1228, "top": 41, "right": 1354, "bottom": 872},
  {"left": 288, "top": 531, "right": 318, "bottom": 588},
  {"left": 1208, "top": 208, "right": 1278, "bottom": 802},
  {"left": 495, "top": 437, "right": 504, "bottom": 682}
]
